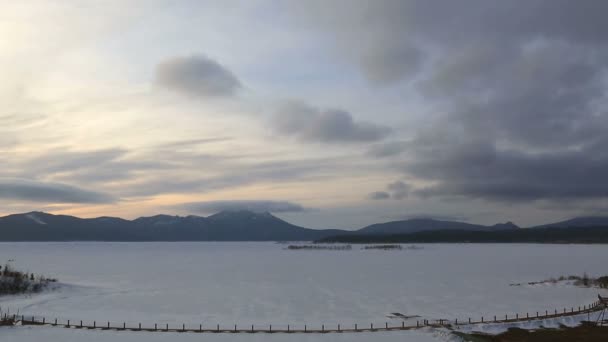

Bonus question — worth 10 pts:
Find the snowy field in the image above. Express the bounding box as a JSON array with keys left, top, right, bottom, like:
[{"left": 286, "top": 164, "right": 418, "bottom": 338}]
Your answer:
[{"left": 0, "top": 242, "right": 606, "bottom": 341}]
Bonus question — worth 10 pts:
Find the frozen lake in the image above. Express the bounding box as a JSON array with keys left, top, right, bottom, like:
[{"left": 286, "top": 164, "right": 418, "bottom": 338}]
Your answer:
[{"left": 0, "top": 242, "right": 606, "bottom": 341}]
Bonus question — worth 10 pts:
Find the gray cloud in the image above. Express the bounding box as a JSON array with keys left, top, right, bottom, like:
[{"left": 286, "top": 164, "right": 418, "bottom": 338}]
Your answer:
[
  {"left": 296, "top": 1, "right": 608, "bottom": 204},
  {"left": 0, "top": 178, "right": 115, "bottom": 203},
  {"left": 156, "top": 55, "right": 241, "bottom": 98},
  {"left": 409, "top": 140, "right": 608, "bottom": 202},
  {"left": 366, "top": 140, "right": 409, "bottom": 158},
  {"left": 368, "top": 191, "right": 390, "bottom": 200},
  {"left": 387, "top": 180, "right": 410, "bottom": 200},
  {"left": 179, "top": 200, "right": 308, "bottom": 214},
  {"left": 294, "top": 1, "right": 608, "bottom": 85},
  {"left": 368, "top": 180, "right": 411, "bottom": 200},
  {"left": 273, "top": 101, "right": 391, "bottom": 143}
]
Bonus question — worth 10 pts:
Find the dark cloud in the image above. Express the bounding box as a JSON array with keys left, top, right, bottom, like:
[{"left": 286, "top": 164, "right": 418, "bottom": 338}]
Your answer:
[
  {"left": 294, "top": 1, "right": 608, "bottom": 85},
  {"left": 368, "top": 180, "right": 410, "bottom": 200},
  {"left": 387, "top": 180, "right": 410, "bottom": 200},
  {"left": 368, "top": 191, "right": 390, "bottom": 200},
  {"left": 409, "top": 141, "right": 608, "bottom": 202},
  {"left": 273, "top": 101, "right": 391, "bottom": 143},
  {"left": 156, "top": 55, "right": 241, "bottom": 98},
  {"left": 179, "top": 200, "right": 308, "bottom": 214},
  {"left": 0, "top": 178, "right": 115, "bottom": 203},
  {"left": 296, "top": 1, "right": 608, "bottom": 204}
]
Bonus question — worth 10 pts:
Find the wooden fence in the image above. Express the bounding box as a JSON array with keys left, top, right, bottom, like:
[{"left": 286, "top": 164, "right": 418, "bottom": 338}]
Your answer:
[{"left": 1, "top": 299, "right": 605, "bottom": 334}]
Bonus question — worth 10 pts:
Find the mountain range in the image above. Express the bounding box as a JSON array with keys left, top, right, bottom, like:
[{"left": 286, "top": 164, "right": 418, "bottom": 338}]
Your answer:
[{"left": 0, "top": 211, "right": 607, "bottom": 241}]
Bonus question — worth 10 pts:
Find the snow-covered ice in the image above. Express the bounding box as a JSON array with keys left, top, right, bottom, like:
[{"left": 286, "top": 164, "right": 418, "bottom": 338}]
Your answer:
[{"left": 0, "top": 242, "right": 606, "bottom": 341}]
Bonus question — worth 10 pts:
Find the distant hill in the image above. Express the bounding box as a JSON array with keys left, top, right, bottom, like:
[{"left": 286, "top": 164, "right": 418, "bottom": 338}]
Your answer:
[
  {"left": 1, "top": 211, "right": 606, "bottom": 242},
  {"left": 358, "top": 218, "right": 519, "bottom": 235},
  {"left": 318, "top": 226, "right": 608, "bottom": 244},
  {"left": 530, "top": 216, "right": 608, "bottom": 229},
  {"left": 0, "top": 211, "right": 346, "bottom": 242}
]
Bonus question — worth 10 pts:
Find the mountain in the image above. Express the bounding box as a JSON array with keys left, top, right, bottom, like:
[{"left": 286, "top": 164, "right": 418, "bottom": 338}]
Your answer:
[
  {"left": 357, "top": 218, "right": 519, "bottom": 235},
  {"left": 319, "top": 226, "right": 608, "bottom": 244},
  {"left": 2, "top": 211, "right": 606, "bottom": 242},
  {"left": 0, "top": 211, "right": 346, "bottom": 241},
  {"left": 530, "top": 216, "right": 608, "bottom": 229}
]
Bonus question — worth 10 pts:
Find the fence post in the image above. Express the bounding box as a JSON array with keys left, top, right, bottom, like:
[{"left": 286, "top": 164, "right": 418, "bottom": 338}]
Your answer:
[
  {"left": 516, "top": 313, "right": 518, "bottom": 319},
  {"left": 200, "top": 324, "right": 202, "bottom": 332},
  {"left": 108, "top": 321, "right": 110, "bottom": 329},
  {"left": 455, "top": 318, "right": 458, "bottom": 325},
  {"left": 481, "top": 316, "right": 484, "bottom": 323},
  {"left": 321, "top": 324, "right": 324, "bottom": 332},
  {"left": 288, "top": 324, "right": 290, "bottom": 332},
  {"left": 402, "top": 321, "right": 405, "bottom": 328},
  {"left": 43, "top": 317, "right": 45, "bottom": 324},
  {"left": 182, "top": 323, "right": 185, "bottom": 332},
  {"left": 526, "top": 313, "right": 529, "bottom": 319},
  {"left": 385, "top": 322, "right": 388, "bottom": 329},
  {"left": 337, "top": 324, "right": 340, "bottom": 332},
  {"left": 468, "top": 317, "right": 471, "bottom": 323},
  {"left": 305, "top": 324, "right": 307, "bottom": 332},
  {"left": 356, "top": 323, "right": 358, "bottom": 331},
  {"left": 80, "top": 320, "right": 83, "bottom": 328},
  {"left": 216, "top": 324, "right": 219, "bottom": 332},
  {"left": 371, "top": 323, "right": 373, "bottom": 330},
  {"left": 93, "top": 321, "right": 96, "bottom": 328},
  {"left": 494, "top": 315, "right": 496, "bottom": 322},
  {"left": 123, "top": 322, "right": 125, "bottom": 330},
  {"left": 234, "top": 324, "right": 236, "bottom": 332},
  {"left": 139, "top": 323, "right": 141, "bottom": 330},
  {"left": 167, "top": 323, "right": 169, "bottom": 331},
  {"left": 416, "top": 321, "right": 419, "bottom": 327},
  {"left": 155, "top": 323, "right": 157, "bottom": 331},
  {"left": 270, "top": 324, "right": 272, "bottom": 332},
  {"left": 67, "top": 320, "right": 70, "bottom": 327},
  {"left": 251, "top": 324, "right": 254, "bottom": 332}
]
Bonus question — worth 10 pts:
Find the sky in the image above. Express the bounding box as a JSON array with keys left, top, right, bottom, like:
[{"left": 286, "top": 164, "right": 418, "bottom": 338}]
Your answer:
[{"left": 1, "top": 0, "right": 608, "bottom": 229}]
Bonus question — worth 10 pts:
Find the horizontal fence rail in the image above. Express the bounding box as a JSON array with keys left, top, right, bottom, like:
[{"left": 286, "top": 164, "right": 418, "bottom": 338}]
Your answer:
[{"left": 1, "top": 299, "right": 605, "bottom": 334}]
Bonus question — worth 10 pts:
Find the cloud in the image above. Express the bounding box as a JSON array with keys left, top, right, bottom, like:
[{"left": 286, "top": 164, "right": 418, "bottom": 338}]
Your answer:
[
  {"left": 0, "top": 178, "right": 115, "bottom": 203},
  {"left": 272, "top": 101, "right": 391, "bottom": 143},
  {"left": 294, "top": 1, "right": 608, "bottom": 85},
  {"left": 368, "top": 191, "right": 390, "bottom": 200},
  {"left": 179, "top": 200, "right": 308, "bottom": 214},
  {"left": 294, "top": 1, "right": 608, "bottom": 204},
  {"left": 155, "top": 55, "right": 242, "bottom": 98},
  {"left": 368, "top": 180, "right": 411, "bottom": 200},
  {"left": 409, "top": 140, "right": 608, "bottom": 202},
  {"left": 387, "top": 180, "right": 410, "bottom": 200},
  {"left": 367, "top": 140, "right": 409, "bottom": 158}
]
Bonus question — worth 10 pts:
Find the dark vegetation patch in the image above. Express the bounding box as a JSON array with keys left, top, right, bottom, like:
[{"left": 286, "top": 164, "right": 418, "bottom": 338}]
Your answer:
[
  {"left": 455, "top": 322, "right": 608, "bottom": 342},
  {"left": 0, "top": 263, "right": 57, "bottom": 296},
  {"left": 286, "top": 244, "right": 352, "bottom": 250},
  {"left": 363, "top": 244, "right": 403, "bottom": 250},
  {"left": 510, "top": 273, "right": 608, "bottom": 288}
]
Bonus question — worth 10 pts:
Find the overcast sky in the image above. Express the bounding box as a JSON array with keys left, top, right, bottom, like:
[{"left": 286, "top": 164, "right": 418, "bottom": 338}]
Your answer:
[{"left": 2, "top": 0, "right": 608, "bottom": 229}]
